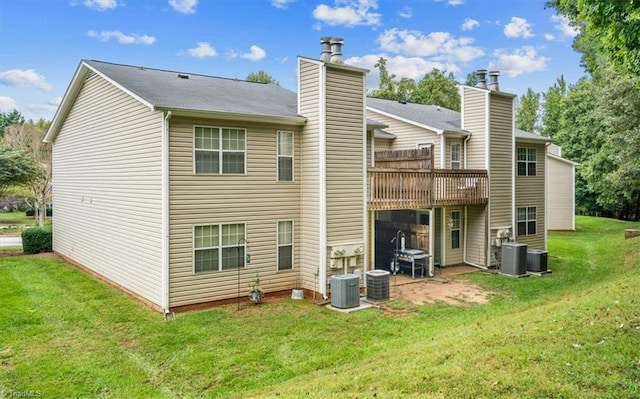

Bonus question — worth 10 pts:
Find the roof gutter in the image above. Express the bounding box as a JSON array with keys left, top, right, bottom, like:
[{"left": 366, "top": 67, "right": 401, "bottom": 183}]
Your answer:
[{"left": 154, "top": 107, "right": 307, "bottom": 126}]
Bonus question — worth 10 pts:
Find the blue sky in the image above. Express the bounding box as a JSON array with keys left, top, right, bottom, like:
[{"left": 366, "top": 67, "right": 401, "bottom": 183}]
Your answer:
[{"left": 0, "top": 0, "right": 584, "bottom": 121}]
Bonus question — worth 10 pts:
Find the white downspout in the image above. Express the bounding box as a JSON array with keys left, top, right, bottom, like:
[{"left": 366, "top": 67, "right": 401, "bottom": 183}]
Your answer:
[
  {"left": 319, "top": 65, "right": 328, "bottom": 299},
  {"left": 161, "top": 110, "right": 172, "bottom": 315},
  {"left": 362, "top": 73, "right": 368, "bottom": 275},
  {"left": 429, "top": 208, "right": 435, "bottom": 277}
]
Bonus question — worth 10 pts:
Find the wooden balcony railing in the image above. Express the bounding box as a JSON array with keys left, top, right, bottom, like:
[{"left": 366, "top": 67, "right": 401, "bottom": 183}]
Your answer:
[{"left": 368, "top": 168, "right": 488, "bottom": 210}]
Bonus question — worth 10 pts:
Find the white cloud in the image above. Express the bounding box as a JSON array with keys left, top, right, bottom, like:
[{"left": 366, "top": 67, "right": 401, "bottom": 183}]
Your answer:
[
  {"left": 551, "top": 14, "right": 579, "bottom": 38},
  {"left": 187, "top": 42, "right": 217, "bottom": 58},
  {"left": 242, "top": 45, "right": 266, "bottom": 61},
  {"left": 398, "top": 6, "right": 412, "bottom": 19},
  {"left": 168, "top": 0, "right": 198, "bottom": 14},
  {"left": 448, "top": 0, "right": 464, "bottom": 5},
  {"left": 0, "top": 97, "right": 17, "bottom": 112},
  {"left": 377, "top": 28, "right": 484, "bottom": 63},
  {"left": 83, "top": 0, "right": 118, "bottom": 11},
  {"left": 544, "top": 33, "right": 555, "bottom": 41},
  {"left": 49, "top": 96, "right": 63, "bottom": 107},
  {"left": 0, "top": 69, "right": 54, "bottom": 92},
  {"left": 228, "top": 45, "right": 267, "bottom": 61},
  {"left": 461, "top": 18, "right": 479, "bottom": 31},
  {"left": 504, "top": 17, "right": 534, "bottom": 38},
  {"left": 87, "top": 30, "right": 156, "bottom": 45},
  {"left": 271, "top": 0, "right": 295, "bottom": 9},
  {"left": 489, "top": 46, "right": 549, "bottom": 77},
  {"left": 313, "top": 0, "right": 381, "bottom": 27}
]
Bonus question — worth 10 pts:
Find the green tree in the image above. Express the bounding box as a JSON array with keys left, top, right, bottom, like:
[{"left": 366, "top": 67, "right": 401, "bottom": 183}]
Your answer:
[
  {"left": 592, "top": 70, "right": 640, "bottom": 220},
  {"left": 410, "top": 69, "right": 460, "bottom": 111},
  {"left": 515, "top": 88, "right": 540, "bottom": 133},
  {"left": 0, "top": 109, "right": 25, "bottom": 138},
  {"left": 547, "top": 0, "right": 640, "bottom": 76},
  {"left": 370, "top": 57, "right": 405, "bottom": 101},
  {"left": 465, "top": 71, "right": 478, "bottom": 87},
  {"left": 2, "top": 123, "right": 51, "bottom": 226},
  {"left": 552, "top": 78, "right": 605, "bottom": 216},
  {"left": 0, "top": 146, "right": 40, "bottom": 200},
  {"left": 245, "top": 71, "right": 280, "bottom": 86},
  {"left": 371, "top": 58, "right": 460, "bottom": 110},
  {"left": 540, "top": 76, "right": 567, "bottom": 138}
]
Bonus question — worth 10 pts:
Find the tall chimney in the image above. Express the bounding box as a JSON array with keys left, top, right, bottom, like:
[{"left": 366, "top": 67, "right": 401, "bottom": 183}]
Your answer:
[
  {"left": 320, "top": 37, "right": 332, "bottom": 62},
  {"left": 329, "top": 37, "right": 344, "bottom": 64},
  {"left": 488, "top": 70, "right": 500, "bottom": 91},
  {"left": 475, "top": 69, "right": 487, "bottom": 89}
]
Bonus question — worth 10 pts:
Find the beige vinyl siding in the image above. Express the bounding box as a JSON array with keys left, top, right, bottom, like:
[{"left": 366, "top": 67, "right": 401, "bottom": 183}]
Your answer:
[
  {"left": 515, "top": 142, "right": 546, "bottom": 250},
  {"left": 325, "top": 66, "right": 365, "bottom": 255},
  {"left": 488, "top": 93, "right": 514, "bottom": 230},
  {"left": 547, "top": 156, "right": 574, "bottom": 230},
  {"left": 373, "top": 137, "right": 392, "bottom": 151},
  {"left": 443, "top": 207, "right": 464, "bottom": 265},
  {"left": 298, "top": 59, "right": 322, "bottom": 291},
  {"left": 466, "top": 205, "right": 487, "bottom": 267},
  {"left": 51, "top": 73, "right": 163, "bottom": 305},
  {"left": 367, "top": 109, "right": 440, "bottom": 166},
  {"left": 462, "top": 87, "right": 487, "bottom": 169},
  {"left": 168, "top": 118, "right": 302, "bottom": 307}
]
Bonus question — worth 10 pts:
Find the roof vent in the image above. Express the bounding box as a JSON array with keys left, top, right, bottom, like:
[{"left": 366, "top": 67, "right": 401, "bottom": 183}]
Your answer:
[
  {"left": 475, "top": 69, "right": 487, "bottom": 89},
  {"left": 178, "top": 73, "right": 189, "bottom": 79},
  {"left": 320, "top": 37, "right": 332, "bottom": 62},
  {"left": 329, "top": 37, "right": 344, "bottom": 64},
  {"left": 488, "top": 70, "right": 500, "bottom": 91}
]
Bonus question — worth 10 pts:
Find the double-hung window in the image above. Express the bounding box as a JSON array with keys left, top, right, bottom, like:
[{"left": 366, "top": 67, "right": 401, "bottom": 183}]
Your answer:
[
  {"left": 194, "top": 223, "right": 246, "bottom": 273},
  {"left": 277, "top": 131, "right": 293, "bottom": 181},
  {"left": 194, "top": 126, "right": 246, "bottom": 174},
  {"left": 517, "top": 207, "right": 537, "bottom": 236},
  {"left": 277, "top": 220, "right": 294, "bottom": 270},
  {"left": 450, "top": 211, "right": 461, "bottom": 249},
  {"left": 451, "top": 143, "right": 461, "bottom": 169},
  {"left": 517, "top": 147, "right": 536, "bottom": 176}
]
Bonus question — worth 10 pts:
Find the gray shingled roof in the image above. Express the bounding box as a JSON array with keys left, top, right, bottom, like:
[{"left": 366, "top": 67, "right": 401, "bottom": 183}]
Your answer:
[
  {"left": 85, "top": 60, "right": 302, "bottom": 120},
  {"left": 367, "top": 96, "right": 550, "bottom": 141},
  {"left": 366, "top": 97, "right": 465, "bottom": 134},
  {"left": 515, "top": 129, "right": 551, "bottom": 142}
]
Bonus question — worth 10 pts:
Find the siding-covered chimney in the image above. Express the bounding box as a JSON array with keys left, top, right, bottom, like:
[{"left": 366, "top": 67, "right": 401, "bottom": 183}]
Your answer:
[
  {"left": 329, "top": 37, "right": 344, "bottom": 64},
  {"left": 488, "top": 70, "right": 500, "bottom": 91},
  {"left": 320, "top": 37, "right": 332, "bottom": 62},
  {"left": 476, "top": 69, "right": 487, "bottom": 89}
]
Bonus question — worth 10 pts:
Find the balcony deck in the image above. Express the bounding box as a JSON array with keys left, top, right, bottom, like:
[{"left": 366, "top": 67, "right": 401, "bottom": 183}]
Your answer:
[{"left": 368, "top": 168, "right": 488, "bottom": 210}]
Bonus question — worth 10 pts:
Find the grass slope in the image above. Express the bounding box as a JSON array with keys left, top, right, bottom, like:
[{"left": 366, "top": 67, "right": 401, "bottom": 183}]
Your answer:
[{"left": 0, "top": 216, "right": 639, "bottom": 398}]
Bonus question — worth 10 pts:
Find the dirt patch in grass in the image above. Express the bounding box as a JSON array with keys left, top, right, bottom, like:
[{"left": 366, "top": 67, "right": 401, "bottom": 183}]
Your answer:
[{"left": 393, "top": 278, "right": 492, "bottom": 306}]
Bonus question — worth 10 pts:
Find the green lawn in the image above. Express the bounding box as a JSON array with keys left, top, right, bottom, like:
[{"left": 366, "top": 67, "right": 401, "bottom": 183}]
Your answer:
[
  {"left": 0, "top": 211, "right": 38, "bottom": 236},
  {"left": 1, "top": 216, "right": 639, "bottom": 398}
]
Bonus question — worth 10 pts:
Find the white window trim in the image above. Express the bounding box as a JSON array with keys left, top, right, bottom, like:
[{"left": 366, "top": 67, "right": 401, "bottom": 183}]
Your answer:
[
  {"left": 450, "top": 210, "right": 461, "bottom": 249},
  {"left": 277, "top": 130, "right": 294, "bottom": 182},
  {"left": 517, "top": 147, "right": 537, "bottom": 177},
  {"left": 277, "top": 220, "right": 294, "bottom": 271},
  {"left": 451, "top": 142, "right": 461, "bottom": 170},
  {"left": 193, "top": 125, "right": 247, "bottom": 175},
  {"left": 193, "top": 223, "right": 247, "bottom": 273},
  {"left": 517, "top": 206, "right": 537, "bottom": 236}
]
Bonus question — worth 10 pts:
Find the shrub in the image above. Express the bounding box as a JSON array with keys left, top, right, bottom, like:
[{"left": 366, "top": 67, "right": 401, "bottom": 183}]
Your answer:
[
  {"left": 25, "top": 209, "right": 35, "bottom": 217},
  {"left": 22, "top": 227, "right": 52, "bottom": 254}
]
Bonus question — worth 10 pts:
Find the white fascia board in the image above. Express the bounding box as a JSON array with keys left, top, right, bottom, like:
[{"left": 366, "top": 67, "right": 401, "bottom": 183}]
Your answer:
[{"left": 547, "top": 153, "right": 580, "bottom": 166}]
